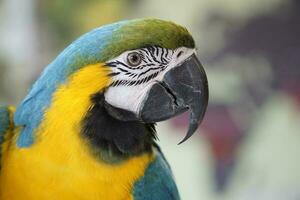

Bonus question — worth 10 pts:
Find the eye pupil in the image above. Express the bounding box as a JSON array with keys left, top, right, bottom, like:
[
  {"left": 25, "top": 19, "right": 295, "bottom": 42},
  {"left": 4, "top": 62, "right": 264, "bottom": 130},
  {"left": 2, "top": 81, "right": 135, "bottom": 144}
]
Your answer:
[
  {"left": 127, "top": 52, "right": 142, "bottom": 66},
  {"left": 131, "top": 55, "right": 138, "bottom": 62}
]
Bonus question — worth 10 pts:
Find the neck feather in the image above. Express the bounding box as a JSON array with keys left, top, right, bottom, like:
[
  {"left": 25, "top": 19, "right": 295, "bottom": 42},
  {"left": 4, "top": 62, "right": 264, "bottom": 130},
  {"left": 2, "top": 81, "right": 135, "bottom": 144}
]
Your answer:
[
  {"left": 81, "top": 92, "right": 156, "bottom": 164},
  {"left": 30, "top": 64, "right": 155, "bottom": 164}
]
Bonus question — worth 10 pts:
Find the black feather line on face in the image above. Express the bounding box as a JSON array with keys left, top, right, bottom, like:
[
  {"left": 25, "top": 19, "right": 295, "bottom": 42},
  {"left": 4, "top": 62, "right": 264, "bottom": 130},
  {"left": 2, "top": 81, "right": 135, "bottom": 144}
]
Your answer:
[
  {"left": 107, "top": 46, "right": 173, "bottom": 88},
  {"left": 81, "top": 92, "right": 156, "bottom": 164},
  {"left": 109, "top": 70, "right": 161, "bottom": 87},
  {"left": 148, "top": 47, "right": 160, "bottom": 64},
  {"left": 108, "top": 72, "right": 120, "bottom": 76}
]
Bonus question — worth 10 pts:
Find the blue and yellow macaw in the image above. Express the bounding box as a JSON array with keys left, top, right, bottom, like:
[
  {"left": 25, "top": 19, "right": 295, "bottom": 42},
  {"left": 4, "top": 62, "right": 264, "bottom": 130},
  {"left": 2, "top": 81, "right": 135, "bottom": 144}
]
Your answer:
[{"left": 0, "top": 18, "right": 208, "bottom": 200}]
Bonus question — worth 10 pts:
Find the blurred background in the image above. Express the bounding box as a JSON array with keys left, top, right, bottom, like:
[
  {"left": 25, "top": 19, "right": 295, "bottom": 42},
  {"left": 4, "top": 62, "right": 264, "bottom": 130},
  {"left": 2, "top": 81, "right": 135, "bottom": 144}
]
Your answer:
[{"left": 0, "top": 0, "right": 299, "bottom": 199}]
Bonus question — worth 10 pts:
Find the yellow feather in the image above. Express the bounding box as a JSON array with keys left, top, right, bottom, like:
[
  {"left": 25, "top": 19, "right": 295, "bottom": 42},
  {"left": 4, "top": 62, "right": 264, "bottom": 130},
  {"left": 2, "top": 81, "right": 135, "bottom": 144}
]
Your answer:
[{"left": 0, "top": 64, "right": 154, "bottom": 200}]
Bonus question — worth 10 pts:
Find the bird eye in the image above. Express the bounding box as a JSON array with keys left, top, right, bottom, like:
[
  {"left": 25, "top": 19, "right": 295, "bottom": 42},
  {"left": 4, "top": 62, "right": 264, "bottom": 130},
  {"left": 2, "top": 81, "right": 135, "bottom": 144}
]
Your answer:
[{"left": 127, "top": 52, "right": 142, "bottom": 67}]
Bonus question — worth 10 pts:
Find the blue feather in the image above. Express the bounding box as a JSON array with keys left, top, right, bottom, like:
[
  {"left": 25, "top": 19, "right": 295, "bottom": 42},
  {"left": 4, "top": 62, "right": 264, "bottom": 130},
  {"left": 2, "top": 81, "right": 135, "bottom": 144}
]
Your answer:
[
  {"left": 133, "top": 152, "right": 180, "bottom": 200},
  {"left": 0, "top": 107, "right": 10, "bottom": 144},
  {"left": 14, "top": 20, "right": 128, "bottom": 147},
  {"left": 0, "top": 106, "right": 10, "bottom": 165}
]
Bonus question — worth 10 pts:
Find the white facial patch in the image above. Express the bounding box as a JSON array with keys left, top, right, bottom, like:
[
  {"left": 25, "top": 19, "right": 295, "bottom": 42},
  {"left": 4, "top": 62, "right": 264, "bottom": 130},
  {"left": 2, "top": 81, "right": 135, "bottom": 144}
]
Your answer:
[{"left": 104, "top": 46, "right": 196, "bottom": 114}]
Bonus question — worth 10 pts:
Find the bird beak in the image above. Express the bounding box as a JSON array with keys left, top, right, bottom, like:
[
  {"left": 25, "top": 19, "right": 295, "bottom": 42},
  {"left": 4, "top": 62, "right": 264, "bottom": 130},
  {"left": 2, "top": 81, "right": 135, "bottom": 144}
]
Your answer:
[
  {"left": 104, "top": 54, "right": 208, "bottom": 144},
  {"left": 139, "top": 54, "right": 209, "bottom": 144}
]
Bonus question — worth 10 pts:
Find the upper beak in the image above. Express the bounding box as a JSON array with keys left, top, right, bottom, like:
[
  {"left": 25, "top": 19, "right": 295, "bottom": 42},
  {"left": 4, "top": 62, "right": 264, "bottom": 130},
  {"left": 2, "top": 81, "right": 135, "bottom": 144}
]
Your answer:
[{"left": 138, "top": 54, "right": 209, "bottom": 144}]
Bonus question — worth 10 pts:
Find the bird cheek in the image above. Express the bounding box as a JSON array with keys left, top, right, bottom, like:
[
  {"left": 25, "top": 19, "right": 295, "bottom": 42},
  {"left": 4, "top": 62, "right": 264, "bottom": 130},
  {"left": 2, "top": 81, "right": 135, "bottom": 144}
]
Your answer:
[{"left": 104, "top": 83, "right": 154, "bottom": 115}]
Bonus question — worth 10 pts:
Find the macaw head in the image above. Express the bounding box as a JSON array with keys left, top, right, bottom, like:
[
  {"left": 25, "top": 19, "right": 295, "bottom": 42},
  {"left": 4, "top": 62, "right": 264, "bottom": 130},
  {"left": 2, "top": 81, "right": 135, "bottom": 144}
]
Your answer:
[
  {"left": 102, "top": 21, "right": 209, "bottom": 144},
  {"left": 15, "top": 18, "right": 208, "bottom": 150}
]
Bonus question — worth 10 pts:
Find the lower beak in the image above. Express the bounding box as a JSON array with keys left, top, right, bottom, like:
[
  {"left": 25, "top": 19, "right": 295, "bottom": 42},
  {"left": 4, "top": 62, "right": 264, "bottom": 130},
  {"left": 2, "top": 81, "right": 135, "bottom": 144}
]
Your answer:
[{"left": 139, "top": 54, "right": 209, "bottom": 144}]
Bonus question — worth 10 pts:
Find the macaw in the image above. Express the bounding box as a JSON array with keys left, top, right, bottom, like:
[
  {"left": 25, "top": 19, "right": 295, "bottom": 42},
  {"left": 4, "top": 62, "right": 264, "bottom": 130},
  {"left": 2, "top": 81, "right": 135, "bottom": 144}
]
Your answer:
[{"left": 0, "top": 18, "right": 208, "bottom": 200}]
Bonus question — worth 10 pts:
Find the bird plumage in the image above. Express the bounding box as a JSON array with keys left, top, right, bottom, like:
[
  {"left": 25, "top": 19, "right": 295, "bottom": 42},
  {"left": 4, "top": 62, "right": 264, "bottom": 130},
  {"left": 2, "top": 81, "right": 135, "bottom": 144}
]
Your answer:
[
  {"left": 0, "top": 106, "right": 14, "bottom": 167},
  {"left": 0, "top": 64, "right": 178, "bottom": 199},
  {"left": 0, "top": 18, "right": 207, "bottom": 200}
]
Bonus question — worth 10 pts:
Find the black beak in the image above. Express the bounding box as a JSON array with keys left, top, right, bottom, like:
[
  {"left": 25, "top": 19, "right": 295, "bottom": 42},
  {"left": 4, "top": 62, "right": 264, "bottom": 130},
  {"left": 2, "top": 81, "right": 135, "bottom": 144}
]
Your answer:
[{"left": 139, "top": 54, "right": 209, "bottom": 144}]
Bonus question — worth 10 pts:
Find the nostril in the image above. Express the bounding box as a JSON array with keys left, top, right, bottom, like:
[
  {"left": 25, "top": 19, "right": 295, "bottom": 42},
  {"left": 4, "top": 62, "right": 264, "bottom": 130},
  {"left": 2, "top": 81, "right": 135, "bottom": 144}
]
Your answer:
[{"left": 177, "top": 51, "right": 183, "bottom": 58}]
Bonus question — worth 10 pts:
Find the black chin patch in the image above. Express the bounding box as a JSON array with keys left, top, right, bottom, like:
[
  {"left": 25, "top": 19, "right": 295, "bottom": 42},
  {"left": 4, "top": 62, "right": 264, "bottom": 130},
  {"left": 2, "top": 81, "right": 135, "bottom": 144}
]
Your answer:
[{"left": 81, "top": 92, "right": 156, "bottom": 163}]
